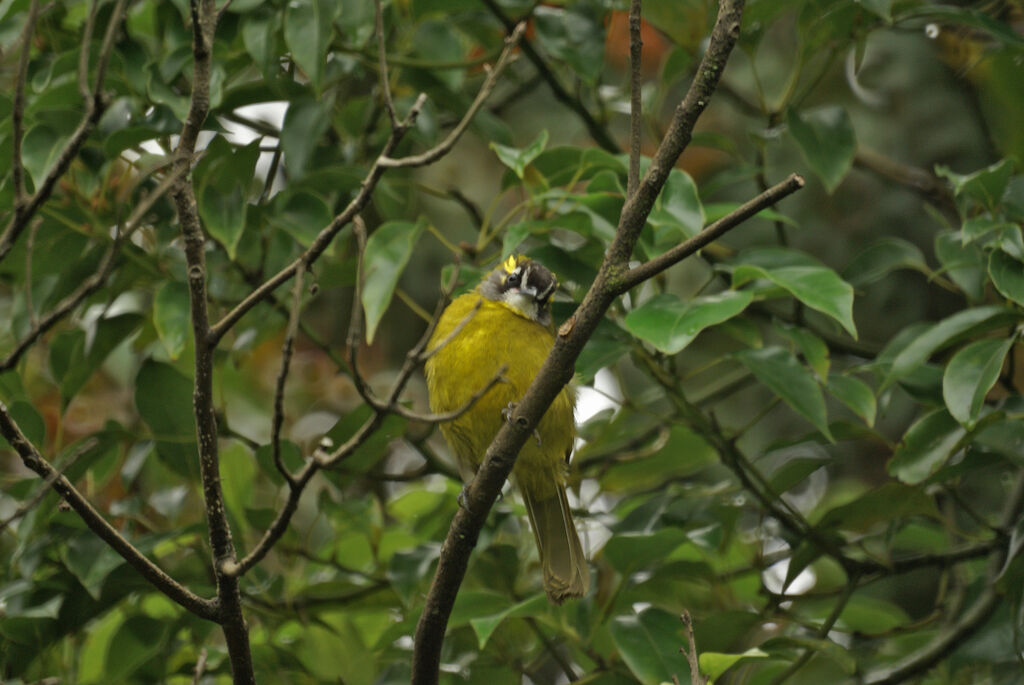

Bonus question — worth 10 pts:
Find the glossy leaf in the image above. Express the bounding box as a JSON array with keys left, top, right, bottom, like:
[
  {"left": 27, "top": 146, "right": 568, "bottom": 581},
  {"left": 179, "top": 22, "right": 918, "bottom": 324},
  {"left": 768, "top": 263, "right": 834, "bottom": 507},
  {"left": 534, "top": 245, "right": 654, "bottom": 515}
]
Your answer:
[
  {"left": 736, "top": 346, "right": 833, "bottom": 441},
  {"left": 935, "top": 231, "right": 987, "bottom": 300},
  {"left": 885, "top": 305, "right": 1013, "bottom": 387},
  {"left": 153, "top": 281, "right": 191, "bottom": 360},
  {"left": 610, "top": 607, "right": 690, "bottom": 685},
  {"left": 490, "top": 130, "right": 549, "bottom": 180},
  {"left": 700, "top": 648, "right": 769, "bottom": 681},
  {"left": 888, "top": 409, "right": 966, "bottom": 484},
  {"left": 989, "top": 249, "right": 1024, "bottom": 305},
  {"left": 733, "top": 264, "right": 857, "bottom": 338},
  {"left": 624, "top": 290, "right": 754, "bottom": 354},
  {"left": 284, "top": 0, "right": 336, "bottom": 91},
  {"left": 842, "top": 237, "right": 929, "bottom": 287},
  {"left": 943, "top": 337, "right": 1014, "bottom": 427},
  {"left": 361, "top": 220, "right": 425, "bottom": 344},
  {"left": 134, "top": 360, "right": 198, "bottom": 479},
  {"left": 281, "top": 96, "right": 333, "bottom": 179},
  {"left": 469, "top": 593, "right": 547, "bottom": 648},
  {"left": 787, "top": 106, "right": 856, "bottom": 192},
  {"left": 827, "top": 374, "right": 877, "bottom": 426}
]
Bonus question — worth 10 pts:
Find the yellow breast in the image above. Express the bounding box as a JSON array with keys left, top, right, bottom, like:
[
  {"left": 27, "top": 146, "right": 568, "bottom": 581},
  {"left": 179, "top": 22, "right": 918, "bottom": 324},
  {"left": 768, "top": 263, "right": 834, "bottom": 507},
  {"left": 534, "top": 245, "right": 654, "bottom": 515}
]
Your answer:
[{"left": 424, "top": 294, "right": 575, "bottom": 498}]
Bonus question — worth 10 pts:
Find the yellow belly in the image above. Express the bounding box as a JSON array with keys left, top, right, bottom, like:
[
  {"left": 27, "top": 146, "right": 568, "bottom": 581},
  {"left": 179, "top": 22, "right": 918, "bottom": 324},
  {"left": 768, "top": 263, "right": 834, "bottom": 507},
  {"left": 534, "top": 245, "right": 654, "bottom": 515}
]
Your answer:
[{"left": 424, "top": 294, "right": 575, "bottom": 499}]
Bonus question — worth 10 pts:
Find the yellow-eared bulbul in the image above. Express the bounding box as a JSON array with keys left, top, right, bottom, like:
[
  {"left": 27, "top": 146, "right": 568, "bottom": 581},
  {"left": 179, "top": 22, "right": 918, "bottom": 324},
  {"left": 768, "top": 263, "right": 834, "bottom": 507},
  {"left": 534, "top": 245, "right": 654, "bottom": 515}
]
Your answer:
[{"left": 425, "top": 255, "right": 589, "bottom": 603}]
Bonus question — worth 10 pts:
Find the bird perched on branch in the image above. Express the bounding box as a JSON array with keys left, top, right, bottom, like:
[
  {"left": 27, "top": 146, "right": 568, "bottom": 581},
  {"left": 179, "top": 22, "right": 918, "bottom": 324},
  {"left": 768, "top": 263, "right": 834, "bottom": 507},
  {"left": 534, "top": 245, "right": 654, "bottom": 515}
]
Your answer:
[{"left": 425, "top": 255, "right": 589, "bottom": 603}]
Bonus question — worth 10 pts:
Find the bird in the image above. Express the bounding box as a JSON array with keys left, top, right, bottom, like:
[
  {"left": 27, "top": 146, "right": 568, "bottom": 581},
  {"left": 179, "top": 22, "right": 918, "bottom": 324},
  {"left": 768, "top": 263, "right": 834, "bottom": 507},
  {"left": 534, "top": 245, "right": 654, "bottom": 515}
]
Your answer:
[{"left": 424, "top": 254, "right": 590, "bottom": 603}]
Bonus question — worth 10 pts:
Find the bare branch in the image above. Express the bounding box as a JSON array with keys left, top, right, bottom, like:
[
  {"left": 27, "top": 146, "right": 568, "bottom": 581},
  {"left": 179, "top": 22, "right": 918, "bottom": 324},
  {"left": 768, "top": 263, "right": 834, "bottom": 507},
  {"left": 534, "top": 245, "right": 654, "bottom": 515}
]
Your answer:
[
  {"left": 191, "top": 648, "right": 209, "bottom": 685},
  {"left": 378, "top": 22, "right": 526, "bottom": 169},
  {"left": 0, "top": 404, "right": 218, "bottom": 620},
  {"left": 627, "top": 0, "right": 642, "bottom": 197},
  {"left": 618, "top": 174, "right": 805, "bottom": 293}
]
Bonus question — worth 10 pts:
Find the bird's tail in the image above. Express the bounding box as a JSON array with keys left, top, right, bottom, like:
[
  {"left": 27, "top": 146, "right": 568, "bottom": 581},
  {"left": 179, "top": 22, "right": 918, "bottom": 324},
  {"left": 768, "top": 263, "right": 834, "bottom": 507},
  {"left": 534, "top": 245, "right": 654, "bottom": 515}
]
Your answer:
[{"left": 522, "top": 485, "right": 590, "bottom": 604}]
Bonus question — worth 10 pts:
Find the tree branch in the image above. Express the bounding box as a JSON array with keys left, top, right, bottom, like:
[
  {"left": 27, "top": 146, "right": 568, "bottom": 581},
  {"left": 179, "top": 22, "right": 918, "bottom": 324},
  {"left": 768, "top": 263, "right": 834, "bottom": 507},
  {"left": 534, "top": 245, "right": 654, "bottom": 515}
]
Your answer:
[
  {"left": 0, "top": 405, "right": 218, "bottom": 620},
  {"left": 411, "top": 3, "right": 750, "bottom": 682},
  {"left": 171, "top": 1, "right": 255, "bottom": 681}
]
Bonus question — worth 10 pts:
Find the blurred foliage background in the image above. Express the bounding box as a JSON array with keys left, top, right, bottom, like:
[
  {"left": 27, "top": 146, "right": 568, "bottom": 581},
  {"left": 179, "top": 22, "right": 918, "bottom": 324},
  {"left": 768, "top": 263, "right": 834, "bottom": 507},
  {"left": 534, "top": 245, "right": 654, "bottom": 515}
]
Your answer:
[{"left": 1, "top": 0, "right": 1023, "bottom": 683}]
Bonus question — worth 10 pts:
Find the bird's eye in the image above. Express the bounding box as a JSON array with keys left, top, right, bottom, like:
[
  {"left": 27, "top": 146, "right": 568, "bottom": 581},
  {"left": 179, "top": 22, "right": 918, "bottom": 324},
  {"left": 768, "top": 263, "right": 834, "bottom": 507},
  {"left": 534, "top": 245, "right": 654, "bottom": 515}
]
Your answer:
[{"left": 506, "top": 270, "right": 521, "bottom": 287}]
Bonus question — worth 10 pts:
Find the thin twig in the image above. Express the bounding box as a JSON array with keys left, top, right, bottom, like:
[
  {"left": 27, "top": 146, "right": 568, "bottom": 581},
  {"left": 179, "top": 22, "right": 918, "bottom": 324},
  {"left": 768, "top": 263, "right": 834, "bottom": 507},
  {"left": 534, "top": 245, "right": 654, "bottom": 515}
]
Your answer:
[
  {"left": 378, "top": 22, "right": 527, "bottom": 168},
  {"left": 78, "top": 0, "right": 100, "bottom": 100},
  {"left": 191, "top": 648, "right": 208, "bottom": 685},
  {"left": 270, "top": 267, "right": 305, "bottom": 487},
  {"left": 618, "top": 174, "right": 805, "bottom": 293},
  {"left": 24, "top": 219, "right": 40, "bottom": 328},
  {"left": 680, "top": 610, "right": 706, "bottom": 685},
  {"left": 627, "top": 0, "right": 642, "bottom": 197}
]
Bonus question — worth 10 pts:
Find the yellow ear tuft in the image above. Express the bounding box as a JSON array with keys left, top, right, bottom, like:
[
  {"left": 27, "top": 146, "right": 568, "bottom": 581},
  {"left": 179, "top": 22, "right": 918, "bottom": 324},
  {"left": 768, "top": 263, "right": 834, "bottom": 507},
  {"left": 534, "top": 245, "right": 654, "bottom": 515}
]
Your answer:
[{"left": 503, "top": 254, "right": 519, "bottom": 273}]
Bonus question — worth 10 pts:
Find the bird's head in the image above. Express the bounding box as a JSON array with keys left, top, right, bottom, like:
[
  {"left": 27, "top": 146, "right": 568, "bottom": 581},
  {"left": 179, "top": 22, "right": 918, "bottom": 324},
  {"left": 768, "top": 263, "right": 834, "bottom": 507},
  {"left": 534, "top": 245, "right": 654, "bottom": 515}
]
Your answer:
[{"left": 478, "top": 255, "right": 558, "bottom": 327}]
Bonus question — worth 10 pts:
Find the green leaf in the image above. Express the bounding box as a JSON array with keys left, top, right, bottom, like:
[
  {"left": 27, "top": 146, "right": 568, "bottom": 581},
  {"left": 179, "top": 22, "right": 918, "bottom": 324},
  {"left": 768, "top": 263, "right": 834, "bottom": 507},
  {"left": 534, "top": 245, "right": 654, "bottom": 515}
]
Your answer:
[
  {"left": 943, "top": 337, "right": 1015, "bottom": 427},
  {"left": 885, "top": 305, "right": 1014, "bottom": 387},
  {"left": 647, "top": 168, "right": 705, "bottom": 241},
  {"left": 105, "top": 616, "right": 171, "bottom": 681},
  {"left": 818, "top": 482, "right": 938, "bottom": 533},
  {"left": 826, "top": 374, "right": 877, "bottom": 427},
  {"left": 194, "top": 138, "right": 259, "bottom": 258},
  {"left": 281, "top": 96, "right": 333, "bottom": 179},
  {"left": 134, "top": 360, "right": 198, "bottom": 479},
  {"left": 21, "top": 125, "right": 65, "bottom": 189},
  {"left": 835, "top": 595, "right": 911, "bottom": 635},
  {"left": 888, "top": 409, "right": 966, "bottom": 484},
  {"left": 268, "top": 190, "right": 332, "bottom": 247},
  {"left": 603, "top": 528, "right": 689, "bottom": 574},
  {"left": 859, "top": 0, "right": 892, "bottom": 22},
  {"left": 284, "top": 0, "right": 337, "bottom": 91},
  {"left": 737, "top": 346, "right": 833, "bottom": 440},
  {"left": 733, "top": 264, "right": 857, "bottom": 338},
  {"left": 0, "top": 400, "right": 46, "bottom": 449},
  {"left": 532, "top": 6, "right": 605, "bottom": 85},
  {"left": 62, "top": 535, "right": 125, "bottom": 600},
  {"left": 49, "top": 313, "right": 143, "bottom": 405},
  {"left": 699, "top": 648, "right": 769, "bottom": 681},
  {"left": 469, "top": 593, "right": 547, "bottom": 648},
  {"left": 935, "top": 231, "right": 987, "bottom": 300},
  {"left": 842, "top": 237, "right": 930, "bottom": 287},
  {"left": 787, "top": 106, "right": 856, "bottom": 192},
  {"left": 623, "top": 290, "right": 754, "bottom": 355},
  {"left": 609, "top": 607, "right": 691, "bottom": 685},
  {"left": 936, "top": 158, "right": 1014, "bottom": 213},
  {"left": 361, "top": 219, "right": 425, "bottom": 344},
  {"left": 220, "top": 440, "right": 256, "bottom": 536},
  {"left": 490, "top": 130, "right": 549, "bottom": 180},
  {"left": 989, "top": 249, "right": 1024, "bottom": 306},
  {"left": 153, "top": 281, "right": 191, "bottom": 360},
  {"left": 776, "top": 323, "right": 829, "bottom": 380}
]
